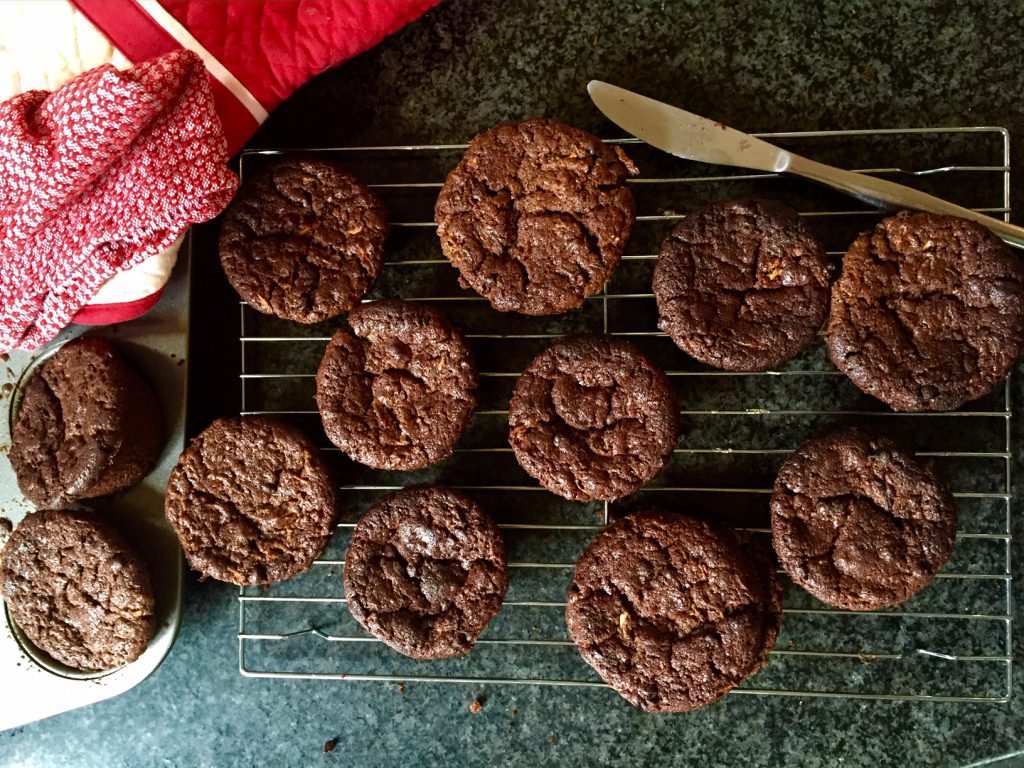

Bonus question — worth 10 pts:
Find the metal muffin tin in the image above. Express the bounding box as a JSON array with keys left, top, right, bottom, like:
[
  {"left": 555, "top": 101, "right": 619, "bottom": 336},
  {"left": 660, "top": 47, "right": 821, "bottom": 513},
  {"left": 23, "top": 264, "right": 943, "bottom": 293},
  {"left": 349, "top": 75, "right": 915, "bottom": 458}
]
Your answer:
[{"left": 0, "top": 245, "right": 189, "bottom": 731}]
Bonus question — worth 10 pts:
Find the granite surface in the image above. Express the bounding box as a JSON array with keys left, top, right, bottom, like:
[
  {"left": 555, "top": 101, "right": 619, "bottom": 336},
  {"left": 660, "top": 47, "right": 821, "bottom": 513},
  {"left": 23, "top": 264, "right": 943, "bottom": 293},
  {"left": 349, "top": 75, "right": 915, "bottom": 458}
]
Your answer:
[{"left": 6, "top": 1, "right": 1024, "bottom": 766}]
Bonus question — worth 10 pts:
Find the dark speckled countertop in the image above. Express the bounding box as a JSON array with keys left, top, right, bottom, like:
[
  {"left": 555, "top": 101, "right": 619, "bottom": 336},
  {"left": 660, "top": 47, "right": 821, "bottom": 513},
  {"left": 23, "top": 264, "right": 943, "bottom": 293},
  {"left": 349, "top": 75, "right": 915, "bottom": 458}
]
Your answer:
[{"left": 5, "top": 2, "right": 1024, "bottom": 766}]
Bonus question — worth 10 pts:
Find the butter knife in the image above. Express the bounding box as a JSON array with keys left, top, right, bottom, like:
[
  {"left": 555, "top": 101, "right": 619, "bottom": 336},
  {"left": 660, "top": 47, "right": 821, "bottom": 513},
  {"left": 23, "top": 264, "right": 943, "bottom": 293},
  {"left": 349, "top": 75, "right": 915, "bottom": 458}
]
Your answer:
[{"left": 588, "top": 80, "right": 1024, "bottom": 248}]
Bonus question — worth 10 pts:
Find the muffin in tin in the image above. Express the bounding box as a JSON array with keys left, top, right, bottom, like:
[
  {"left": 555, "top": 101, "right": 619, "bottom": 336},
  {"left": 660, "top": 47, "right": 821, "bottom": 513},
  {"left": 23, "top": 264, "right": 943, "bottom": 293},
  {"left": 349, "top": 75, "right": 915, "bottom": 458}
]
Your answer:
[{"left": 9, "top": 336, "right": 163, "bottom": 509}]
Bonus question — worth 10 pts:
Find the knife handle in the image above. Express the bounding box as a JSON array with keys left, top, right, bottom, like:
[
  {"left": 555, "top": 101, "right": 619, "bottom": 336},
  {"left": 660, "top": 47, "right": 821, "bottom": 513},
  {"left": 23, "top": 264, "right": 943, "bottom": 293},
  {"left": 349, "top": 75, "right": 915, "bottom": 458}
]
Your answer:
[{"left": 786, "top": 154, "right": 1024, "bottom": 249}]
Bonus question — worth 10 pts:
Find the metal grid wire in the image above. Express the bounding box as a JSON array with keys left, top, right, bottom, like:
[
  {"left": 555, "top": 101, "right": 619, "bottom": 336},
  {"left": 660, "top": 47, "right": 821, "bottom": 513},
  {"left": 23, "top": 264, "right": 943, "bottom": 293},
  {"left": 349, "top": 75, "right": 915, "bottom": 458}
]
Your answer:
[{"left": 236, "top": 127, "right": 1013, "bottom": 702}]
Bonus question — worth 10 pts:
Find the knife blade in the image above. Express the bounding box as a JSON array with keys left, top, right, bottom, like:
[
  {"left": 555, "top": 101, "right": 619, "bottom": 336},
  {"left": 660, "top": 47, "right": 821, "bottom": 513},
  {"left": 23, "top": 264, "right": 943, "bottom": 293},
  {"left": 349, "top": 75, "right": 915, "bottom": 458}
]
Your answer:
[
  {"left": 587, "top": 80, "right": 791, "bottom": 173},
  {"left": 587, "top": 80, "right": 1024, "bottom": 248}
]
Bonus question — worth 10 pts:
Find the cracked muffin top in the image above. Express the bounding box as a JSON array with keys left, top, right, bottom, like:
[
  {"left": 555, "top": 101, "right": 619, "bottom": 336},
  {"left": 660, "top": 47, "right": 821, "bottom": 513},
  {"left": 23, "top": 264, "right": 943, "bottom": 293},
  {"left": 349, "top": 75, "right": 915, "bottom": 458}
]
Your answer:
[
  {"left": 566, "top": 509, "right": 781, "bottom": 712},
  {"left": 770, "top": 427, "right": 957, "bottom": 611},
  {"left": 164, "top": 416, "right": 338, "bottom": 585},
  {"left": 434, "top": 117, "right": 638, "bottom": 315},
  {"left": 315, "top": 300, "right": 478, "bottom": 471},
  {"left": 342, "top": 485, "right": 508, "bottom": 660},
  {"left": 9, "top": 335, "right": 163, "bottom": 509},
  {"left": 0, "top": 509, "right": 155, "bottom": 671},
  {"left": 653, "top": 198, "right": 830, "bottom": 372},
  {"left": 509, "top": 335, "right": 679, "bottom": 502},
  {"left": 826, "top": 210, "right": 1024, "bottom": 411},
  {"left": 219, "top": 157, "right": 387, "bottom": 324}
]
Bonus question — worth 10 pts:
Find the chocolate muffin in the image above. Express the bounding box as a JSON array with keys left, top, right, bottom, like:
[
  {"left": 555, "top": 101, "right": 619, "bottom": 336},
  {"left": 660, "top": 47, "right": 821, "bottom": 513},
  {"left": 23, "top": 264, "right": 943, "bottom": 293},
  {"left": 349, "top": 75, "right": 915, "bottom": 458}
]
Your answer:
[
  {"left": 509, "top": 335, "right": 678, "bottom": 501},
  {"left": 343, "top": 486, "right": 508, "bottom": 660},
  {"left": 219, "top": 157, "right": 387, "bottom": 324},
  {"left": 435, "top": 117, "right": 638, "bottom": 315},
  {"left": 0, "top": 509, "right": 155, "bottom": 671},
  {"left": 164, "top": 416, "right": 338, "bottom": 585},
  {"left": 566, "top": 510, "right": 782, "bottom": 712},
  {"left": 9, "top": 336, "right": 163, "bottom": 508},
  {"left": 827, "top": 211, "right": 1024, "bottom": 411},
  {"left": 316, "top": 300, "right": 478, "bottom": 471},
  {"left": 653, "top": 199, "right": 830, "bottom": 371},
  {"left": 771, "top": 427, "right": 958, "bottom": 610}
]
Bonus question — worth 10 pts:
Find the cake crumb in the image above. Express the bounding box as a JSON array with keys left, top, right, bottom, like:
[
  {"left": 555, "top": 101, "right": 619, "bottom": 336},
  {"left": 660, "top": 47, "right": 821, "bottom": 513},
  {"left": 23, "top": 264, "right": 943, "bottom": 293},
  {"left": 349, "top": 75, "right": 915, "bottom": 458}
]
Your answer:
[
  {"left": 323, "top": 738, "right": 338, "bottom": 753},
  {"left": 469, "top": 698, "right": 483, "bottom": 714}
]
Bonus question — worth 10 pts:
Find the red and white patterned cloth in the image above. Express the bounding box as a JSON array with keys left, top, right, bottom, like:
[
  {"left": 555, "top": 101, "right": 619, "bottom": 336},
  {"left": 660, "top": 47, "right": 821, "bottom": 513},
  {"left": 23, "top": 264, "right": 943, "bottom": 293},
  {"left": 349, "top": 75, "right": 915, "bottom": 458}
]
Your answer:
[
  {"left": 0, "top": 50, "right": 237, "bottom": 350},
  {"left": 0, "top": 0, "right": 439, "bottom": 350}
]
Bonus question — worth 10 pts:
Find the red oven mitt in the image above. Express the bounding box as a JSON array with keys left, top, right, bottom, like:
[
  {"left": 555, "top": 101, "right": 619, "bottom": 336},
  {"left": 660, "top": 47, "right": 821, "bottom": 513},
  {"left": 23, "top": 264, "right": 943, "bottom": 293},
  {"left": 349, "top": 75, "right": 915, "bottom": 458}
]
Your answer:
[
  {"left": 1, "top": 0, "right": 440, "bottom": 347},
  {"left": 73, "top": 0, "right": 443, "bottom": 156}
]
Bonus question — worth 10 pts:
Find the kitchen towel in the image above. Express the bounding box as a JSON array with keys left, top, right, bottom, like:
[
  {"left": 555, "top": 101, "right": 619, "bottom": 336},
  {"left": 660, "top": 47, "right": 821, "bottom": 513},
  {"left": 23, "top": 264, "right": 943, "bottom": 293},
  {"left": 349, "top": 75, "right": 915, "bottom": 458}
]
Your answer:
[{"left": 0, "top": 49, "right": 237, "bottom": 350}]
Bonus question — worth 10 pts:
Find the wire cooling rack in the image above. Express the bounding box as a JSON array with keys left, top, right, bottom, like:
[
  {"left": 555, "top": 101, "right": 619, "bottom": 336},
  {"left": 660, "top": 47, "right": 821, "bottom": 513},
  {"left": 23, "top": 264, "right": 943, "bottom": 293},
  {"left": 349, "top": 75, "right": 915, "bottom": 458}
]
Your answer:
[{"left": 235, "top": 127, "right": 1013, "bottom": 703}]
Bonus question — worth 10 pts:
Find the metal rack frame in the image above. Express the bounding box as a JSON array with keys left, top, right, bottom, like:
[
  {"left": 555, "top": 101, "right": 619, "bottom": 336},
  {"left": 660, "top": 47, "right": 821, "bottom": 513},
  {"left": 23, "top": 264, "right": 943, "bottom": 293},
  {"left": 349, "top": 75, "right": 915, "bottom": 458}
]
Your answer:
[{"left": 235, "top": 127, "right": 1013, "bottom": 703}]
